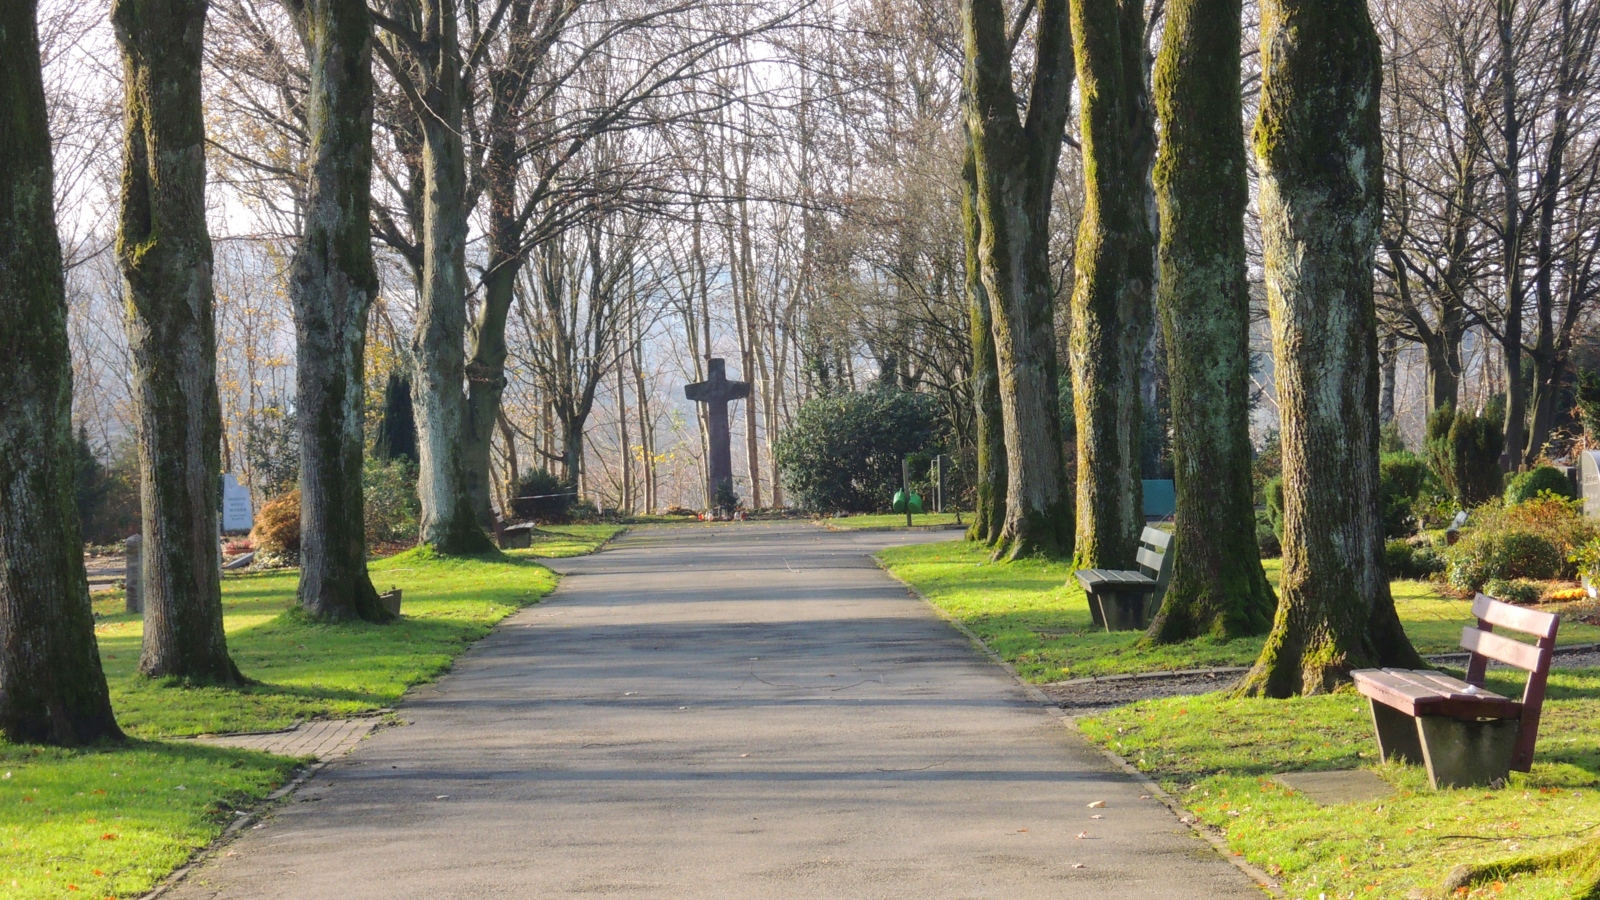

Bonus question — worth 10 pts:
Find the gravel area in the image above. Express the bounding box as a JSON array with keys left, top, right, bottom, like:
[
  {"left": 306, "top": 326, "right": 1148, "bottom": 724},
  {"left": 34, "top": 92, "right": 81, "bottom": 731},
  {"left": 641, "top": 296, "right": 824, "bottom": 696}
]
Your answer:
[{"left": 1045, "top": 670, "right": 1245, "bottom": 714}]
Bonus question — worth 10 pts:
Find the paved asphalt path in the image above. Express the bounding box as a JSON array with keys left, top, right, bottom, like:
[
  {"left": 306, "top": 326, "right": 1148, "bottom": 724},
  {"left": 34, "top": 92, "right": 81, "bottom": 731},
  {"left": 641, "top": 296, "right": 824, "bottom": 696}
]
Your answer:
[{"left": 167, "top": 522, "right": 1259, "bottom": 899}]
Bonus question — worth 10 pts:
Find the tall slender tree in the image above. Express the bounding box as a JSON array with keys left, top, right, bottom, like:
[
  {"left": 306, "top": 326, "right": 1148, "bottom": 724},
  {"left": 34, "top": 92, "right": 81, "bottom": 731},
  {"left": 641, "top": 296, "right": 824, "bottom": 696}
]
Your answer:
[
  {"left": 961, "top": 0, "right": 1077, "bottom": 559},
  {"left": 284, "top": 0, "right": 389, "bottom": 621},
  {"left": 1068, "top": 0, "right": 1156, "bottom": 570},
  {"left": 962, "top": 139, "right": 1006, "bottom": 545},
  {"left": 0, "top": 0, "right": 124, "bottom": 745},
  {"left": 372, "top": 0, "right": 494, "bottom": 554},
  {"left": 1236, "top": 0, "right": 1423, "bottom": 697},
  {"left": 114, "top": 0, "right": 244, "bottom": 683},
  {"left": 1144, "top": 0, "right": 1276, "bottom": 641}
]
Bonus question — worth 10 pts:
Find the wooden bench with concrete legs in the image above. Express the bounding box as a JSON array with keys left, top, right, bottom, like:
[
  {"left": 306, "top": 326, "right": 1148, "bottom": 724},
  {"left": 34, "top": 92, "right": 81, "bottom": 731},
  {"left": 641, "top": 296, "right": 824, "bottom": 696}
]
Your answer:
[
  {"left": 1073, "top": 527, "right": 1174, "bottom": 631},
  {"left": 1351, "top": 594, "right": 1558, "bottom": 789}
]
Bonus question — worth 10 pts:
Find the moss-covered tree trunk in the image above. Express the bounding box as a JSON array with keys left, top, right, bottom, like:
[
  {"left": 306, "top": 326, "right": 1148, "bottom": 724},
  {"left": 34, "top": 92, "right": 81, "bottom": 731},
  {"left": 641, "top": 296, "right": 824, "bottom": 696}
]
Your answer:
[
  {"left": 1067, "top": 0, "right": 1155, "bottom": 570},
  {"left": 285, "top": 0, "right": 388, "bottom": 621},
  {"left": 961, "top": 0, "right": 1076, "bottom": 560},
  {"left": 962, "top": 139, "right": 1006, "bottom": 545},
  {"left": 0, "top": 0, "right": 124, "bottom": 745},
  {"left": 1235, "top": 0, "right": 1423, "bottom": 697},
  {"left": 1144, "top": 0, "right": 1276, "bottom": 642},
  {"left": 409, "top": 0, "right": 493, "bottom": 554},
  {"left": 114, "top": 0, "right": 243, "bottom": 684}
]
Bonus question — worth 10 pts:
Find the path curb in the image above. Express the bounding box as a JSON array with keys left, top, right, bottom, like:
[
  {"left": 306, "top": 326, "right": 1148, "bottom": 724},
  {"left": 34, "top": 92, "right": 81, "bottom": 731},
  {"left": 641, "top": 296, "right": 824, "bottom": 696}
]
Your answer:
[
  {"left": 138, "top": 758, "right": 328, "bottom": 900},
  {"left": 817, "top": 521, "right": 968, "bottom": 533},
  {"left": 876, "top": 558, "right": 1282, "bottom": 898}
]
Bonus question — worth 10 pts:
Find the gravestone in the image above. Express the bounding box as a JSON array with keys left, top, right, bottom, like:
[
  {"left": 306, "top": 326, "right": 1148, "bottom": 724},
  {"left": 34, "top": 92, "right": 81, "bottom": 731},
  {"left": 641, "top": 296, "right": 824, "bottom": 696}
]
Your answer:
[
  {"left": 1582, "top": 451, "right": 1600, "bottom": 519},
  {"left": 685, "top": 358, "right": 750, "bottom": 507},
  {"left": 220, "top": 473, "right": 254, "bottom": 533},
  {"left": 123, "top": 534, "right": 142, "bottom": 615}
]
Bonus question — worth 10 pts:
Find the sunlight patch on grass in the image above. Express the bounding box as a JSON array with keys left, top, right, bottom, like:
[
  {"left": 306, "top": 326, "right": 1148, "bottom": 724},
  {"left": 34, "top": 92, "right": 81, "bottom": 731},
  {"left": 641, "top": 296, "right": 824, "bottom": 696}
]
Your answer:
[
  {"left": 0, "top": 741, "right": 295, "bottom": 900},
  {"left": 877, "top": 541, "right": 1600, "bottom": 682},
  {"left": 1079, "top": 676, "right": 1600, "bottom": 899}
]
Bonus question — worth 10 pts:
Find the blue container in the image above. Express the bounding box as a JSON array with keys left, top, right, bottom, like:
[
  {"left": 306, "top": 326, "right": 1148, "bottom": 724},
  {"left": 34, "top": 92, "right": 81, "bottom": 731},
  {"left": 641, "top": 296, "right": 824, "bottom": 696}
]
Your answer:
[{"left": 1142, "top": 479, "right": 1175, "bottom": 519}]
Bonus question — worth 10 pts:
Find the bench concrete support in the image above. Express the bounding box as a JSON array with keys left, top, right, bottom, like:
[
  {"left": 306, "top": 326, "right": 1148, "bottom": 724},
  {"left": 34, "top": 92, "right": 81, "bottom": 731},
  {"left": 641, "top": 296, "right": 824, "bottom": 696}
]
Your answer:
[
  {"left": 1416, "top": 715, "right": 1520, "bottom": 789},
  {"left": 1368, "top": 699, "right": 1425, "bottom": 765},
  {"left": 1095, "top": 592, "right": 1154, "bottom": 631}
]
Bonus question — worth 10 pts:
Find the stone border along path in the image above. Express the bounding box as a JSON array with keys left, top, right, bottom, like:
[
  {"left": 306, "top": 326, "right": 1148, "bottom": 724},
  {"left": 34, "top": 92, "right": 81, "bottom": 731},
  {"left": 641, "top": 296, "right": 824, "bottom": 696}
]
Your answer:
[
  {"left": 157, "top": 522, "right": 1261, "bottom": 899},
  {"left": 190, "top": 717, "right": 382, "bottom": 760}
]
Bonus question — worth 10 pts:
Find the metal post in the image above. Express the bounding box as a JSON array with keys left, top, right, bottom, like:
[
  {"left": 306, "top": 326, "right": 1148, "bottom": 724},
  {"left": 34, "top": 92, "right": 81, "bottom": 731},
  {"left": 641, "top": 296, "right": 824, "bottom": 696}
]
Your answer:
[{"left": 902, "top": 458, "right": 912, "bottom": 527}]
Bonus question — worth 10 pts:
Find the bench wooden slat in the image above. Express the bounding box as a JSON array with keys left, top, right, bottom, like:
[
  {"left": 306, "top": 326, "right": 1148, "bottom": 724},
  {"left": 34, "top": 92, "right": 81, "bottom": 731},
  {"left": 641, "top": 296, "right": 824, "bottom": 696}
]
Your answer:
[
  {"left": 1461, "top": 626, "right": 1545, "bottom": 672},
  {"left": 1075, "top": 574, "right": 1155, "bottom": 593},
  {"left": 1140, "top": 527, "right": 1172, "bottom": 550},
  {"left": 1472, "top": 593, "right": 1559, "bottom": 639},
  {"left": 1136, "top": 547, "right": 1165, "bottom": 573},
  {"left": 1379, "top": 668, "right": 1483, "bottom": 698},
  {"left": 1388, "top": 669, "right": 1479, "bottom": 695},
  {"left": 1353, "top": 669, "right": 1522, "bottom": 719}
]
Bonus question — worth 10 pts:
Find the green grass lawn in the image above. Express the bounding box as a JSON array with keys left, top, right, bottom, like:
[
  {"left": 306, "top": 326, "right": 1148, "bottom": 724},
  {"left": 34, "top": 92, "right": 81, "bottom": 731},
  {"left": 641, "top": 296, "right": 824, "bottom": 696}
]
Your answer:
[
  {"left": 2, "top": 524, "right": 619, "bottom": 900},
  {"left": 879, "top": 536, "right": 1600, "bottom": 897},
  {"left": 819, "top": 512, "right": 967, "bottom": 530},
  {"left": 508, "top": 524, "right": 626, "bottom": 558},
  {"left": 1078, "top": 677, "right": 1600, "bottom": 899},
  {"left": 877, "top": 540, "right": 1600, "bottom": 682}
]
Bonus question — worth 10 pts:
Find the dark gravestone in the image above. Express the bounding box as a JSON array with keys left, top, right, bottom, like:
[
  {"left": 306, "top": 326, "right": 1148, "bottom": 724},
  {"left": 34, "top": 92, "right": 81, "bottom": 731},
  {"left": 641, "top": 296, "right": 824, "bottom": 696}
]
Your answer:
[{"left": 685, "top": 358, "right": 750, "bottom": 507}]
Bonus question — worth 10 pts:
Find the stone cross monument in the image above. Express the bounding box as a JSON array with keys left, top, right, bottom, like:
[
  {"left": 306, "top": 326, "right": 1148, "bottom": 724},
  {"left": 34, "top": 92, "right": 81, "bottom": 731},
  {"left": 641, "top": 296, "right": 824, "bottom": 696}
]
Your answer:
[{"left": 685, "top": 358, "right": 750, "bottom": 506}]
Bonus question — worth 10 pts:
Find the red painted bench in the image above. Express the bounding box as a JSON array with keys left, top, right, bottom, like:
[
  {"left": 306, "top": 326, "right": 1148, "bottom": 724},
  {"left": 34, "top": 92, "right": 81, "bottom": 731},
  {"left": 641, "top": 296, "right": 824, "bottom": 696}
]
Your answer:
[{"left": 1351, "top": 594, "right": 1558, "bottom": 789}]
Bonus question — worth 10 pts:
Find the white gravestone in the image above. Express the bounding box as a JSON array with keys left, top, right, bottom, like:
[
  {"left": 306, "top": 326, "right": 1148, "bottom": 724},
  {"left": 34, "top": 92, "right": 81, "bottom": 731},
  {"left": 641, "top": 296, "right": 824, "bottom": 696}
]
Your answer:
[
  {"left": 1581, "top": 452, "right": 1600, "bottom": 520},
  {"left": 221, "top": 473, "right": 254, "bottom": 533}
]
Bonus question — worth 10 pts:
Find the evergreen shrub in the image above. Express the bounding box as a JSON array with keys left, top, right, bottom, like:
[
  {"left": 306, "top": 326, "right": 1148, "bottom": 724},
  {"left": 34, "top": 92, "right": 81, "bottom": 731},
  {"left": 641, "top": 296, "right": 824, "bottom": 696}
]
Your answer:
[
  {"left": 1504, "top": 465, "right": 1576, "bottom": 505},
  {"left": 1425, "top": 403, "right": 1504, "bottom": 508},
  {"left": 510, "top": 469, "right": 576, "bottom": 522},
  {"left": 1443, "top": 496, "right": 1594, "bottom": 591},
  {"left": 774, "top": 388, "right": 942, "bottom": 513}
]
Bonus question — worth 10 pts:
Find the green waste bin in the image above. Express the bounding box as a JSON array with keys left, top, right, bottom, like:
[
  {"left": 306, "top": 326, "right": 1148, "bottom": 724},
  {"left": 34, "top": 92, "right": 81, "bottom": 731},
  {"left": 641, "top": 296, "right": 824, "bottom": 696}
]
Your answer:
[{"left": 892, "top": 490, "right": 924, "bottom": 515}]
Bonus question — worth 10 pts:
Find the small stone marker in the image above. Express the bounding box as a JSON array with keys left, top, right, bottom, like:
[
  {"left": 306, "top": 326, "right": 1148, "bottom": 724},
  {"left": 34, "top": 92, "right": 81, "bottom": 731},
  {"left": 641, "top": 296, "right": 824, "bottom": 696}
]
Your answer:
[
  {"left": 123, "top": 534, "right": 142, "bottom": 614},
  {"left": 220, "top": 473, "right": 254, "bottom": 533},
  {"left": 684, "top": 358, "right": 750, "bottom": 506},
  {"left": 1271, "top": 769, "right": 1393, "bottom": 805}
]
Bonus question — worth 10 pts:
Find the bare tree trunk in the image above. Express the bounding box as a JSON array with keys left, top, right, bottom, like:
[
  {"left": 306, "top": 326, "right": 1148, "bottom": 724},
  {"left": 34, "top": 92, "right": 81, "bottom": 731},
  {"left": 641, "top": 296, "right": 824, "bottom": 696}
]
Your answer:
[
  {"left": 1497, "top": 0, "right": 1527, "bottom": 471},
  {"left": 1379, "top": 333, "right": 1398, "bottom": 426},
  {"left": 615, "top": 327, "right": 632, "bottom": 513},
  {"left": 962, "top": 0, "right": 1076, "bottom": 559},
  {"left": 1523, "top": 0, "right": 1580, "bottom": 465},
  {"left": 114, "top": 0, "right": 243, "bottom": 683},
  {"left": 465, "top": 264, "right": 514, "bottom": 526},
  {"left": 631, "top": 308, "right": 654, "bottom": 513},
  {"left": 1236, "top": 0, "right": 1423, "bottom": 697},
  {"left": 394, "top": 0, "right": 493, "bottom": 554},
  {"left": 286, "top": 0, "right": 387, "bottom": 622},
  {"left": 0, "top": 0, "right": 123, "bottom": 743},
  {"left": 1145, "top": 0, "right": 1276, "bottom": 643},
  {"left": 962, "top": 139, "right": 1006, "bottom": 544},
  {"left": 1068, "top": 0, "right": 1155, "bottom": 570}
]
